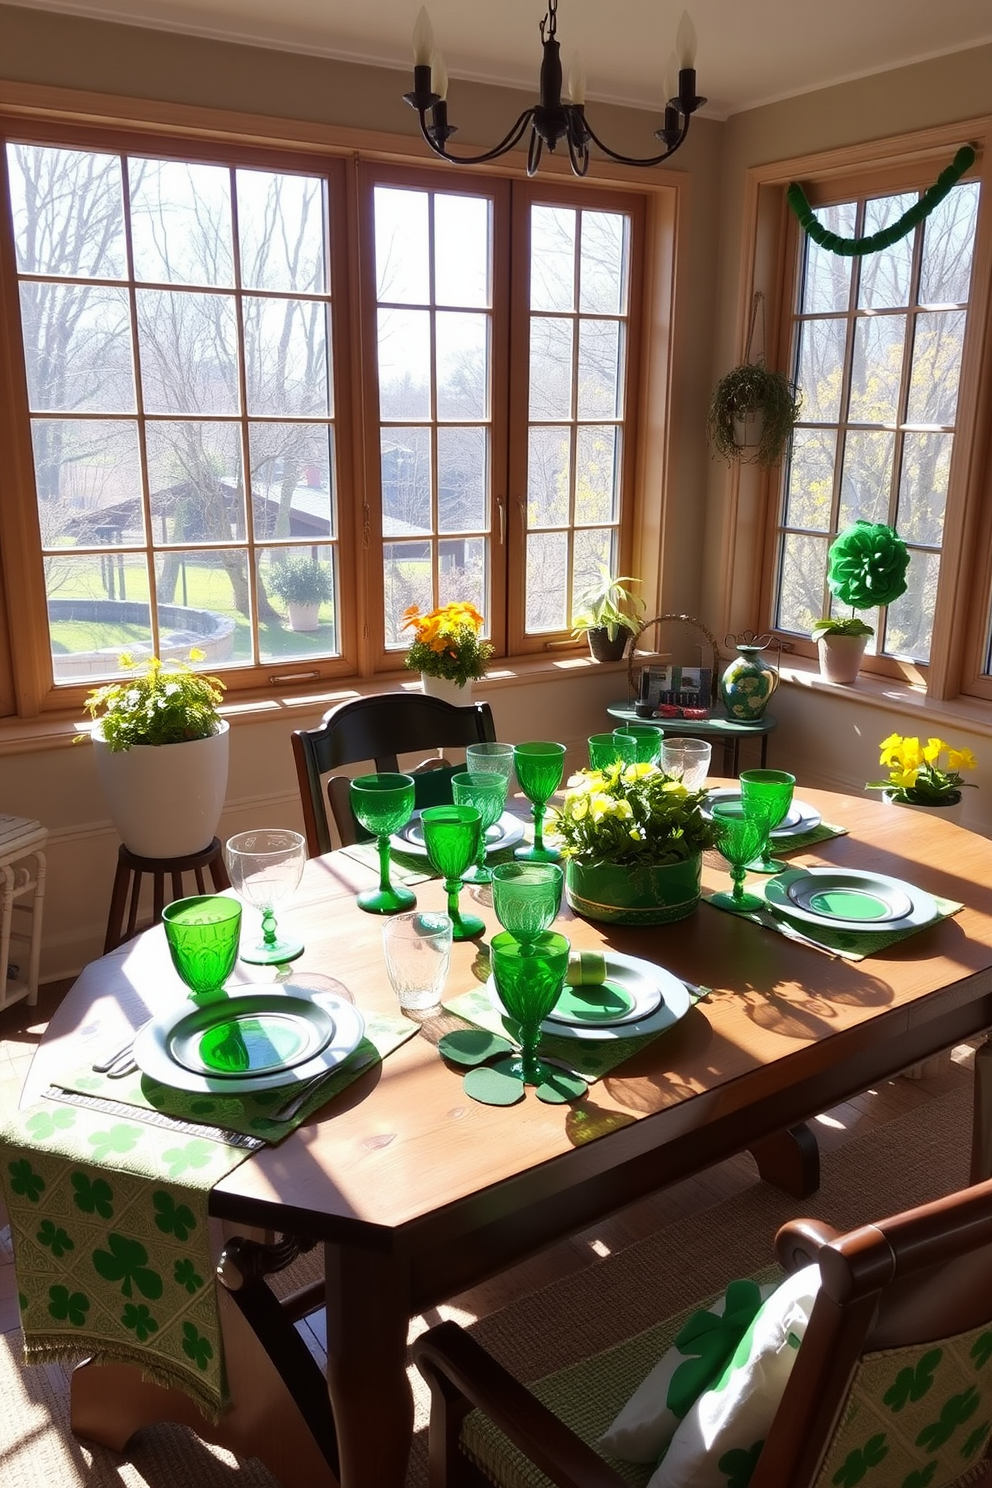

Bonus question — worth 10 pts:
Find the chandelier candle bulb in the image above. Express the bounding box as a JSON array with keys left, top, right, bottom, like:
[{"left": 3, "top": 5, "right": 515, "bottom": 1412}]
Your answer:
[
  {"left": 567, "top": 53, "right": 586, "bottom": 106},
  {"left": 412, "top": 7, "right": 434, "bottom": 66}
]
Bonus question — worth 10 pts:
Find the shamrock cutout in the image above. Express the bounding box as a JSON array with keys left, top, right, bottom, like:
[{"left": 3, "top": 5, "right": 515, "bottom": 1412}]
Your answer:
[
  {"left": 7, "top": 1158, "right": 44, "bottom": 1201},
  {"left": 901, "top": 1463, "right": 937, "bottom": 1488},
  {"left": 48, "top": 1285, "right": 89, "bottom": 1326},
  {"left": 36, "top": 1220, "right": 74, "bottom": 1257},
  {"left": 831, "top": 1433, "right": 888, "bottom": 1486},
  {"left": 884, "top": 1349, "right": 943, "bottom": 1411},
  {"left": 916, "top": 1386, "right": 980, "bottom": 1452},
  {"left": 152, "top": 1190, "right": 197, "bottom": 1241},
  {"left": 121, "top": 1302, "right": 159, "bottom": 1342},
  {"left": 181, "top": 1321, "right": 214, "bottom": 1370},
  {"left": 88, "top": 1123, "right": 142, "bottom": 1162},
  {"left": 963, "top": 1421, "right": 991, "bottom": 1461},
  {"left": 161, "top": 1139, "right": 215, "bottom": 1179},
  {"left": 92, "top": 1233, "right": 164, "bottom": 1300},
  {"left": 26, "top": 1108, "right": 75, "bottom": 1141},
  {"left": 717, "top": 1440, "right": 764, "bottom": 1488},
  {"left": 174, "top": 1258, "right": 203, "bottom": 1294},
  {"left": 971, "top": 1333, "right": 992, "bottom": 1370},
  {"left": 667, "top": 1279, "right": 765, "bottom": 1417},
  {"left": 71, "top": 1171, "right": 113, "bottom": 1217}
]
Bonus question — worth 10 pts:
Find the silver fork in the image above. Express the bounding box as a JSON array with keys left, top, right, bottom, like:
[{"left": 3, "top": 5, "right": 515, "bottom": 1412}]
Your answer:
[
  {"left": 92, "top": 1034, "right": 138, "bottom": 1075},
  {"left": 273, "top": 1048, "right": 376, "bottom": 1123}
]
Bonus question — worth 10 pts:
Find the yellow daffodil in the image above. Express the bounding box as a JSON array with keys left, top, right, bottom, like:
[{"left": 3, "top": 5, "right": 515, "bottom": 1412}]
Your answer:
[
  {"left": 948, "top": 747, "right": 977, "bottom": 772},
  {"left": 868, "top": 731, "right": 978, "bottom": 804}
]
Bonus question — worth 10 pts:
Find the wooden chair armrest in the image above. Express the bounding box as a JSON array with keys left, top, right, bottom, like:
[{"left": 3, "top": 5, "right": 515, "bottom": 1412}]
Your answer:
[
  {"left": 775, "top": 1218, "right": 844, "bottom": 1272},
  {"left": 414, "top": 1321, "right": 627, "bottom": 1488}
]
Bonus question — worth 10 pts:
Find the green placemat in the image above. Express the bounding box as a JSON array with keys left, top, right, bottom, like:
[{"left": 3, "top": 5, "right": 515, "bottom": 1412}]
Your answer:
[
  {"left": 774, "top": 820, "right": 848, "bottom": 853},
  {"left": 53, "top": 1012, "right": 418, "bottom": 1142},
  {"left": 443, "top": 985, "right": 702, "bottom": 1083},
  {"left": 703, "top": 886, "right": 963, "bottom": 960}
]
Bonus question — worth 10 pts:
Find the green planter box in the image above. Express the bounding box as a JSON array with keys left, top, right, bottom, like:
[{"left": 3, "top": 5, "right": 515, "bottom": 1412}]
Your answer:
[{"left": 564, "top": 854, "right": 702, "bottom": 925}]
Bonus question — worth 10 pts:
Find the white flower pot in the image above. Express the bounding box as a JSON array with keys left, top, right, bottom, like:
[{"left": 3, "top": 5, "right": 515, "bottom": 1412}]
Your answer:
[
  {"left": 882, "top": 787, "right": 963, "bottom": 825},
  {"left": 817, "top": 634, "right": 868, "bottom": 684},
  {"left": 92, "top": 720, "right": 230, "bottom": 858},
  {"left": 287, "top": 602, "right": 321, "bottom": 632},
  {"left": 420, "top": 673, "right": 472, "bottom": 706}
]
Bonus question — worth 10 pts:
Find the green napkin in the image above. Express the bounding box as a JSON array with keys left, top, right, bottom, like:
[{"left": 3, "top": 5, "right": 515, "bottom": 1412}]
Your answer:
[
  {"left": 703, "top": 886, "right": 963, "bottom": 960},
  {"left": 773, "top": 820, "right": 848, "bottom": 853}
]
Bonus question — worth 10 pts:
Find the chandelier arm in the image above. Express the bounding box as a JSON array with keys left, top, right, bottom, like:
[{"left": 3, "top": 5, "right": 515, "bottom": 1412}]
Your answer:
[
  {"left": 579, "top": 112, "right": 692, "bottom": 169},
  {"left": 417, "top": 108, "right": 537, "bottom": 166}
]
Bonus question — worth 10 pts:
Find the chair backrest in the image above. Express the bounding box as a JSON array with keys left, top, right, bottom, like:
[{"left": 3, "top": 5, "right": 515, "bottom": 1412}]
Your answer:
[{"left": 291, "top": 693, "right": 498, "bottom": 855}]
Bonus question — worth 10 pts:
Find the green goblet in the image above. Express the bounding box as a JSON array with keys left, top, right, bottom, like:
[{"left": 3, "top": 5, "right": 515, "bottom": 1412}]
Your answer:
[
  {"left": 491, "top": 862, "right": 563, "bottom": 948},
  {"left": 513, "top": 742, "right": 566, "bottom": 861},
  {"left": 613, "top": 724, "right": 663, "bottom": 764},
  {"left": 709, "top": 801, "right": 769, "bottom": 912},
  {"left": 452, "top": 771, "right": 509, "bottom": 883},
  {"left": 739, "top": 769, "right": 797, "bottom": 873},
  {"left": 420, "top": 804, "right": 486, "bottom": 940},
  {"left": 162, "top": 895, "right": 242, "bottom": 1005},
  {"left": 588, "top": 732, "right": 638, "bottom": 769},
  {"left": 490, "top": 929, "right": 577, "bottom": 1089},
  {"left": 349, "top": 773, "right": 417, "bottom": 914}
]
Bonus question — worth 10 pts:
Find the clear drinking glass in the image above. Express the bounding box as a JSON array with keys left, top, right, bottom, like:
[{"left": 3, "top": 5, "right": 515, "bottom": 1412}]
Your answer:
[
  {"left": 382, "top": 911, "right": 453, "bottom": 1012},
  {"left": 513, "top": 742, "right": 566, "bottom": 861},
  {"left": 349, "top": 773, "right": 417, "bottom": 914},
  {"left": 452, "top": 771, "right": 509, "bottom": 883},
  {"left": 465, "top": 742, "right": 516, "bottom": 790},
  {"left": 225, "top": 828, "right": 306, "bottom": 964},
  {"left": 162, "top": 894, "right": 242, "bottom": 1005},
  {"left": 660, "top": 738, "right": 712, "bottom": 791},
  {"left": 420, "top": 804, "right": 485, "bottom": 940},
  {"left": 739, "top": 769, "right": 796, "bottom": 873}
]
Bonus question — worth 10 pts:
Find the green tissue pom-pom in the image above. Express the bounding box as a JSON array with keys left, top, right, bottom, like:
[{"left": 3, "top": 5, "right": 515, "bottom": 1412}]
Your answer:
[{"left": 826, "top": 521, "right": 910, "bottom": 610}]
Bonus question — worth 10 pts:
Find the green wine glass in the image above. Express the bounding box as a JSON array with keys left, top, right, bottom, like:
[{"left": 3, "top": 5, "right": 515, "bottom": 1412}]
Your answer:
[
  {"left": 709, "top": 801, "right": 769, "bottom": 912},
  {"left": 739, "top": 769, "right": 796, "bottom": 873},
  {"left": 491, "top": 862, "right": 563, "bottom": 949},
  {"left": 613, "top": 724, "right": 663, "bottom": 764},
  {"left": 162, "top": 894, "right": 242, "bottom": 1006},
  {"left": 513, "top": 742, "right": 566, "bottom": 861},
  {"left": 490, "top": 929, "right": 573, "bottom": 1087},
  {"left": 349, "top": 773, "right": 417, "bottom": 914},
  {"left": 452, "top": 771, "right": 509, "bottom": 883},
  {"left": 420, "top": 804, "right": 486, "bottom": 940},
  {"left": 588, "top": 732, "right": 638, "bottom": 769}
]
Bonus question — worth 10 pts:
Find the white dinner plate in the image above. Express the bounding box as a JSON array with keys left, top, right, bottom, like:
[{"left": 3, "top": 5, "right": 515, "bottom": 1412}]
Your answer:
[
  {"left": 391, "top": 809, "right": 525, "bottom": 858},
  {"left": 133, "top": 988, "right": 366, "bottom": 1094},
  {"left": 545, "top": 959, "right": 662, "bottom": 1026},
  {"left": 765, "top": 868, "right": 939, "bottom": 934},
  {"left": 487, "top": 951, "right": 692, "bottom": 1042},
  {"left": 702, "top": 788, "right": 821, "bottom": 837}
]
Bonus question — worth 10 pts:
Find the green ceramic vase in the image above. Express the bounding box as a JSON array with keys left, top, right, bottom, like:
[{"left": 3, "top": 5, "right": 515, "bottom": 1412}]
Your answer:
[{"left": 564, "top": 854, "right": 702, "bottom": 925}]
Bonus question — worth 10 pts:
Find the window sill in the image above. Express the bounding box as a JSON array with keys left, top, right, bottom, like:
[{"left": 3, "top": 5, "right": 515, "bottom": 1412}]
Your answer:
[
  {"left": 779, "top": 657, "right": 992, "bottom": 738},
  {"left": 0, "top": 651, "right": 629, "bottom": 757}
]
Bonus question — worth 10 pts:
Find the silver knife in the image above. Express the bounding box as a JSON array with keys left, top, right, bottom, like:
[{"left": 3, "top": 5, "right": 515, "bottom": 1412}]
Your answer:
[{"left": 44, "top": 1085, "right": 265, "bottom": 1150}]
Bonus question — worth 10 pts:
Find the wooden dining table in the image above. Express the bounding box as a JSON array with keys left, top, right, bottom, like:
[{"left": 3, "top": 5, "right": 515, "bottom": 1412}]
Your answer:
[{"left": 18, "top": 783, "right": 992, "bottom": 1488}]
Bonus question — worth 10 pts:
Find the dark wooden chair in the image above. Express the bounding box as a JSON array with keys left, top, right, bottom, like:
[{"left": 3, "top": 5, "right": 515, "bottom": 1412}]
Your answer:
[
  {"left": 414, "top": 1178, "right": 992, "bottom": 1488},
  {"left": 291, "top": 693, "right": 498, "bottom": 854}
]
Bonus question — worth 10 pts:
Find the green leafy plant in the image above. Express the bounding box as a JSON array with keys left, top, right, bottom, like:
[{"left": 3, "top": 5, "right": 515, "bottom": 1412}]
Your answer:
[
  {"left": 810, "top": 616, "right": 875, "bottom": 639},
  {"left": 814, "top": 522, "right": 911, "bottom": 639},
  {"left": 267, "top": 556, "right": 333, "bottom": 608},
  {"left": 570, "top": 568, "right": 646, "bottom": 641},
  {"left": 82, "top": 650, "right": 225, "bottom": 752},
  {"left": 867, "top": 733, "right": 977, "bottom": 805},
  {"left": 401, "top": 601, "right": 494, "bottom": 685},
  {"left": 707, "top": 361, "right": 802, "bottom": 469},
  {"left": 552, "top": 761, "right": 718, "bottom": 868}
]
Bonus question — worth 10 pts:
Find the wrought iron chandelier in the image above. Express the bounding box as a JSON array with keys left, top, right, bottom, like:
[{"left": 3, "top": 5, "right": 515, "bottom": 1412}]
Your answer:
[{"left": 403, "top": 3, "right": 705, "bottom": 178}]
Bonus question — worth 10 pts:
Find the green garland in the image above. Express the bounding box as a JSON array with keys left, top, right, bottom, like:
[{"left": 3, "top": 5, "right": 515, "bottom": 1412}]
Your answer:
[{"left": 787, "top": 145, "right": 976, "bottom": 257}]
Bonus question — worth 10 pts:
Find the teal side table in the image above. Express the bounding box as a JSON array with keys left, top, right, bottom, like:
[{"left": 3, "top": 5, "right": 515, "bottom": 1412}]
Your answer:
[{"left": 606, "top": 703, "right": 776, "bottom": 777}]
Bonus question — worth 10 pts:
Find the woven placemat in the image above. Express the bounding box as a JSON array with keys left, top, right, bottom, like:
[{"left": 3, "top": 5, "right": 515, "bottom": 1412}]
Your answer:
[{"left": 703, "top": 886, "right": 963, "bottom": 960}]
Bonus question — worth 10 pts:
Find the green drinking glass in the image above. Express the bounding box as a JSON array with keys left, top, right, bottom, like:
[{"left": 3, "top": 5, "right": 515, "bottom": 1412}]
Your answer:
[
  {"left": 613, "top": 724, "right": 663, "bottom": 764},
  {"left": 588, "top": 732, "right": 638, "bottom": 769},
  {"left": 349, "top": 773, "right": 417, "bottom": 914},
  {"left": 162, "top": 894, "right": 242, "bottom": 1005},
  {"left": 739, "top": 769, "right": 797, "bottom": 873},
  {"left": 420, "top": 804, "right": 486, "bottom": 940},
  {"left": 513, "top": 742, "right": 566, "bottom": 861},
  {"left": 709, "top": 801, "right": 769, "bottom": 912},
  {"left": 490, "top": 929, "right": 571, "bottom": 1087},
  {"left": 452, "top": 771, "right": 509, "bottom": 884},
  {"left": 491, "top": 862, "right": 563, "bottom": 948}
]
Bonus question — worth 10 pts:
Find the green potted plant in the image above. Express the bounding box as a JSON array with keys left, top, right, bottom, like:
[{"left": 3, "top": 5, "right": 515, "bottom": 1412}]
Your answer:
[
  {"left": 82, "top": 650, "right": 229, "bottom": 858},
  {"left": 552, "top": 760, "right": 718, "bottom": 924},
  {"left": 571, "top": 568, "right": 646, "bottom": 662},
  {"left": 269, "top": 555, "right": 334, "bottom": 632},
  {"left": 867, "top": 732, "right": 976, "bottom": 812},
  {"left": 707, "top": 361, "right": 802, "bottom": 469},
  {"left": 813, "top": 522, "right": 910, "bottom": 684},
  {"left": 402, "top": 601, "right": 494, "bottom": 704}
]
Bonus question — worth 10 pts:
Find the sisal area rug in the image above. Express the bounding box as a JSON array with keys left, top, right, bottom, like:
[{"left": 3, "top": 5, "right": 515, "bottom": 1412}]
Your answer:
[{"left": 0, "top": 1084, "right": 977, "bottom": 1488}]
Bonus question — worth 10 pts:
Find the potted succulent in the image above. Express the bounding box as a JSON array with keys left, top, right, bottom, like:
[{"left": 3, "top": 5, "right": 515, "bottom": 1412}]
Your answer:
[
  {"left": 402, "top": 601, "right": 494, "bottom": 705},
  {"left": 82, "top": 650, "right": 229, "bottom": 858},
  {"left": 269, "top": 555, "right": 333, "bottom": 632},
  {"left": 867, "top": 733, "right": 976, "bottom": 814},
  {"left": 571, "top": 568, "right": 646, "bottom": 662},
  {"left": 552, "top": 760, "right": 718, "bottom": 924},
  {"left": 707, "top": 361, "right": 802, "bottom": 469},
  {"left": 813, "top": 521, "right": 910, "bottom": 684}
]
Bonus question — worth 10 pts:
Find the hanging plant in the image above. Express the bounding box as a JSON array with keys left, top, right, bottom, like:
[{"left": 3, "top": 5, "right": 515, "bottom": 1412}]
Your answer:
[{"left": 707, "top": 292, "right": 802, "bottom": 469}]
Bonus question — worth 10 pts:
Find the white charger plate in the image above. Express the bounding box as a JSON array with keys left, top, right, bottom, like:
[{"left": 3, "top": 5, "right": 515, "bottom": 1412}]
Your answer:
[
  {"left": 391, "top": 809, "right": 524, "bottom": 858},
  {"left": 546, "top": 960, "right": 662, "bottom": 1026},
  {"left": 702, "top": 788, "right": 821, "bottom": 838},
  {"left": 765, "top": 868, "right": 938, "bottom": 934},
  {"left": 487, "top": 951, "right": 691, "bottom": 1042},
  {"left": 133, "top": 988, "right": 366, "bottom": 1095}
]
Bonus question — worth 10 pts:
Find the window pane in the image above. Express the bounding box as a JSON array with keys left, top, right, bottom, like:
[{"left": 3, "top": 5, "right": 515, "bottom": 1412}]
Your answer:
[
  {"left": 21, "top": 283, "right": 135, "bottom": 412},
  {"left": 237, "top": 169, "right": 327, "bottom": 294},
  {"left": 526, "top": 531, "right": 568, "bottom": 631},
  {"left": 529, "top": 318, "right": 573, "bottom": 419},
  {"left": 575, "top": 426, "right": 619, "bottom": 526},
  {"left": 906, "top": 310, "right": 965, "bottom": 426},
  {"left": 436, "top": 311, "right": 488, "bottom": 421},
  {"left": 381, "top": 427, "right": 431, "bottom": 536},
  {"left": 572, "top": 528, "right": 614, "bottom": 613},
  {"left": 884, "top": 549, "right": 936, "bottom": 663},
  {"left": 580, "top": 211, "right": 625, "bottom": 315},
  {"left": 7, "top": 144, "right": 126, "bottom": 278},
  {"left": 438, "top": 536, "right": 486, "bottom": 617},
  {"left": 244, "top": 296, "right": 329, "bottom": 417},
  {"left": 796, "top": 317, "right": 846, "bottom": 425},
  {"left": 776, "top": 531, "right": 829, "bottom": 635},
  {"left": 857, "top": 194, "right": 914, "bottom": 310},
  {"left": 531, "top": 206, "right": 575, "bottom": 312},
  {"left": 438, "top": 427, "right": 487, "bottom": 533},
  {"left": 248, "top": 423, "right": 335, "bottom": 541},
  {"left": 435, "top": 195, "right": 490, "bottom": 308},
  {"left": 838, "top": 430, "right": 894, "bottom": 528},
  {"left": 146, "top": 421, "right": 244, "bottom": 544},
  {"left": 137, "top": 289, "right": 239, "bottom": 415},
  {"left": 378, "top": 307, "right": 431, "bottom": 420},
  {"left": 374, "top": 187, "right": 429, "bottom": 304},
  {"left": 849, "top": 314, "right": 904, "bottom": 425},
  {"left": 32, "top": 418, "right": 143, "bottom": 548},
  {"left": 383, "top": 540, "right": 432, "bottom": 645},
  {"left": 577, "top": 319, "right": 622, "bottom": 419},
  {"left": 257, "top": 543, "right": 337, "bottom": 661},
  {"left": 527, "top": 428, "right": 570, "bottom": 527},
  {"left": 155, "top": 548, "right": 248, "bottom": 662},
  {"left": 784, "top": 428, "right": 836, "bottom": 530},
  {"left": 920, "top": 182, "right": 979, "bottom": 304},
  {"left": 802, "top": 203, "right": 855, "bottom": 313},
  {"left": 897, "top": 432, "right": 950, "bottom": 546},
  {"left": 47, "top": 552, "right": 152, "bottom": 683},
  {"left": 129, "top": 158, "right": 233, "bottom": 287}
]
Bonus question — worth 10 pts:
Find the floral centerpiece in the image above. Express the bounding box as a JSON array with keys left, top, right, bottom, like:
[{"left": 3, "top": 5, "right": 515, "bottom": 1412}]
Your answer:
[
  {"left": 402, "top": 601, "right": 494, "bottom": 698},
  {"left": 553, "top": 761, "right": 718, "bottom": 924},
  {"left": 867, "top": 733, "right": 977, "bottom": 808}
]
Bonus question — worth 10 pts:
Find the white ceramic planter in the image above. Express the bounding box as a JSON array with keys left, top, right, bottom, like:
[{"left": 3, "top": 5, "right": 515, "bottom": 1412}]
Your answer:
[
  {"left": 817, "top": 634, "right": 868, "bottom": 684},
  {"left": 882, "top": 787, "right": 963, "bottom": 825},
  {"left": 420, "top": 673, "right": 472, "bottom": 706},
  {"left": 287, "top": 602, "right": 320, "bottom": 632},
  {"left": 92, "top": 720, "right": 230, "bottom": 858}
]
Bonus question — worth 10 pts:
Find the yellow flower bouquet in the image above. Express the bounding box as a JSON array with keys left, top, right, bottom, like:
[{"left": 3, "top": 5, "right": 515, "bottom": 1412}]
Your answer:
[
  {"left": 867, "top": 733, "right": 977, "bottom": 806},
  {"left": 553, "top": 761, "right": 718, "bottom": 868},
  {"left": 401, "top": 601, "right": 494, "bottom": 686}
]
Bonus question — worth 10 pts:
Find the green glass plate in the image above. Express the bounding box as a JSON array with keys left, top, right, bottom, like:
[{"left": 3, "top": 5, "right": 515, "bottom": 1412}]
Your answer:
[{"left": 765, "top": 868, "right": 937, "bottom": 933}]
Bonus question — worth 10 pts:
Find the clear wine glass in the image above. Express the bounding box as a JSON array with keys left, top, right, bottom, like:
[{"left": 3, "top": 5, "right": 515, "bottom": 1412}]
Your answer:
[
  {"left": 349, "top": 773, "right": 417, "bottom": 915},
  {"left": 224, "top": 829, "right": 307, "bottom": 964}
]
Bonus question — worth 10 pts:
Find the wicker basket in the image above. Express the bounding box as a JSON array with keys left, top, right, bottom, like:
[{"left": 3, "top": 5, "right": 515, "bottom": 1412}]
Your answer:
[{"left": 625, "top": 614, "right": 722, "bottom": 706}]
